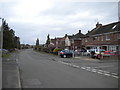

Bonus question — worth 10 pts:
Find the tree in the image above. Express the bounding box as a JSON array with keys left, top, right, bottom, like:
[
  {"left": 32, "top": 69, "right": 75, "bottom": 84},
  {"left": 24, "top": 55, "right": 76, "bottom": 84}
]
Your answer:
[
  {"left": 35, "top": 38, "right": 39, "bottom": 50},
  {"left": 2, "top": 20, "right": 20, "bottom": 51},
  {"left": 36, "top": 38, "right": 39, "bottom": 46},
  {"left": 46, "top": 34, "right": 50, "bottom": 47},
  {"left": 14, "top": 36, "right": 20, "bottom": 49}
]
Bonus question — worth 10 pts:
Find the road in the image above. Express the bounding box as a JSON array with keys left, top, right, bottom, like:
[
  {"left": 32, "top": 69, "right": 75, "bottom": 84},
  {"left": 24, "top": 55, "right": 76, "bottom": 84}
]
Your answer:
[{"left": 18, "top": 49, "right": 118, "bottom": 88}]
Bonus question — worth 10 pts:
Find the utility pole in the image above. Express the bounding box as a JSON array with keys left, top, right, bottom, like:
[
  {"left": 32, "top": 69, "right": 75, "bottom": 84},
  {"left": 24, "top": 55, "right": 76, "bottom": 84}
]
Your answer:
[{"left": 0, "top": 17, "right": 4, "bottom": 57}]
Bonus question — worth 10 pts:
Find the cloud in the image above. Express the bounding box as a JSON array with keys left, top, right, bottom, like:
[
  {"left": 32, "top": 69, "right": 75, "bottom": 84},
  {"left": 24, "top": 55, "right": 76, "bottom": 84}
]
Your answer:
[{"left": 0, "top": 0, "right": 118, "bottom": 44}]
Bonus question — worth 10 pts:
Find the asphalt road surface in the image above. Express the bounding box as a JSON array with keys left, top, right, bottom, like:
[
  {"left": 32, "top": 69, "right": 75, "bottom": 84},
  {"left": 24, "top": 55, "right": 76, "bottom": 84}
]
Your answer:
[{"left": 18, "top": 49, "right": 118, "bottom": 88}]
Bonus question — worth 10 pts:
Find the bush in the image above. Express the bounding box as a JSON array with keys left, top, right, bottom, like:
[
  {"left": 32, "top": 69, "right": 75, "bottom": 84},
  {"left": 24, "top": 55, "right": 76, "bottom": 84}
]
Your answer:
[
  {"left": 53, "top": 48, "right": 62, "bottom": 55},
  {"left": 42, "top": 47, "right": 50, "bottom": 53}
]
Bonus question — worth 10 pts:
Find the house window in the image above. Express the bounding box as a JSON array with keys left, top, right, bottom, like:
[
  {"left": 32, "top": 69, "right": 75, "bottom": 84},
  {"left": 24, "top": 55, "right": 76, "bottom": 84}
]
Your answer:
[
  {"left": 106, "top": 34, "right": 110, "bottom": 40},
  {"left": 101, "top": 36, "right": 103, "bottom": 41},
  {"left": 109, "top": 46, "right": 116, "bottom": 51},
  {"left": 98, "top": 36, "right": 100, "bottom": 41},
  {"left": 85, "top": 38, "right": 88, "bottom": 42}
]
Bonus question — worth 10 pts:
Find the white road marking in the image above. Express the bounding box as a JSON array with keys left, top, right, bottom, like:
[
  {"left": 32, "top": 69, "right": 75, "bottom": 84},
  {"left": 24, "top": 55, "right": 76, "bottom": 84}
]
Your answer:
[
  {"left": 72, "top": 65, "right": 80, "bottom": 68},
  {"left": 97, "top": 70, "right": 104, "bottom": 74},
  {"left": 104, "top": 73, "right": 111, "bottom": 76},
  {"left": 81, "top": 67, "right": 86, "bottom": 70},
  {"left": 91, "top": 69, "right": 97, "bottom": 72},
  {"left": 86, "top": 68, "right": 91, "bottom": 71},
  {"left": 111, "top": 75, "right": 119, "bottom": 79},
  {"left": 111, "top": 73, "right": 118, "bottom": 76},
  {"left": 58, "top": 61, "right": 119, "bottom": 79},
  {"left": 103, "top": 71, "right": 111, "bottom": 76}
]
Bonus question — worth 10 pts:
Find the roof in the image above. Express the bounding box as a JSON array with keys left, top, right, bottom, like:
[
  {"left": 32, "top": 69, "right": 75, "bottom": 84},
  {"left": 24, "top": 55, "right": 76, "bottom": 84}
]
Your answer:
[
  {"left": 67, "top": 35, "right": 73, "bottom": 39},
  {"left": 86, "top": 21, "right": 120, "bottom": 36},
  {"left": 56, "top": 37, "right": 65, "bottom": 41},
  {"left": 73, "top": 32, "right": 85, "bottom": 38}
]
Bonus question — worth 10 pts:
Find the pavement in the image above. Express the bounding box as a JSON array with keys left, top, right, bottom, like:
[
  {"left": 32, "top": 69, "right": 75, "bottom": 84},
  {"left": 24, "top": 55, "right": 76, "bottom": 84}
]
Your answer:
[
  {"left": 74, "top": 55, "right": 119, "bottom": 62},
  {"left": 2, "top": 51, "right": 21, "bottom": 89}
]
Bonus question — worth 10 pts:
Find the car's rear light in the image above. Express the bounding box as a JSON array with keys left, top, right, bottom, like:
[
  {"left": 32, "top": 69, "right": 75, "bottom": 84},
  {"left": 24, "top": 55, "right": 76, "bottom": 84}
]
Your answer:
[{"left": 60, "top": 52, "right": 64, "bottom": 54}]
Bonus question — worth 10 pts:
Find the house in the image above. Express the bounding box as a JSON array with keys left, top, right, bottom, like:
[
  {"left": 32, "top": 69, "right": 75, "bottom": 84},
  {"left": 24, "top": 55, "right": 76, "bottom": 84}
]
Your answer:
[
  {"left": 71, "top": 30, "right": 85, "bottom": 50},
  {"left": 51, "top": 37, "right": 65, "bottom": 49},
  {"left": 50, "top": 30, "right": 85, "bottom": 50},
  {"left": 82, "top": 21, "right": 120, "bottom": 52}
]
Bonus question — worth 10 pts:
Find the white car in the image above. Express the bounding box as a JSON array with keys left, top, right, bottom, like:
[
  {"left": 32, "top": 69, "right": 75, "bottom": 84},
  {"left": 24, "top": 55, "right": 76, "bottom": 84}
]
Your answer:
[
  {"left": 90, "top": 49, "right": 105, "bottom": 58},
  {"left": 83, "top": 50, "right": 91, "bottom": 56}
]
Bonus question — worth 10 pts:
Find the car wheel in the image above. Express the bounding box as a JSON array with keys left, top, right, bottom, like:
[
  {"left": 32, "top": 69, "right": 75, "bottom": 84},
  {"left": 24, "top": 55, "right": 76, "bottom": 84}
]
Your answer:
[{"left": 63, "top": 55, "right": 66, "bottom": 58}]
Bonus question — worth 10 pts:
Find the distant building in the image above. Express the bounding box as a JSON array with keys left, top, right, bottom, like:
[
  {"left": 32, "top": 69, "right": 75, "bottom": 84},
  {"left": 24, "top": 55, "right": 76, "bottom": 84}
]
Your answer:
[{"left": 50, "top": 30, "right": 85, "bottom": 50}]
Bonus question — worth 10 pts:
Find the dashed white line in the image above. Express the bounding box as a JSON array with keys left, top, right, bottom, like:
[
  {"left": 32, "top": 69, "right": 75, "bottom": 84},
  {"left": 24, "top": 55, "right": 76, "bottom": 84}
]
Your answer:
[
  {"left": 58, "top": 61, "right": 119, "bottom": 79},
  {"left": 111, "top": 73, "right": 118, "bottom": 76},
  {"left": 86, "top": 67, "right": 91, "bottom": 71},
  {"left": 72, "top": 65, "right": 80, "bottom": 68},
  {"left": 81, "top": 67, "right": 86, "bottom": 70},
  {"left": 91, "top": 69, "right": 97, "bottom": 73},
  {"left": 111, "top": 75, "right": 119, "bottom": 79}
]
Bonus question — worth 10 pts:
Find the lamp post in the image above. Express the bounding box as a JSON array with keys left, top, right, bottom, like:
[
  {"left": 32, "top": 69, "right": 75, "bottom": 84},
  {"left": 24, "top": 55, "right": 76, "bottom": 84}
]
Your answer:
[{"left": 0, "top": 17, "right": 4, "bottom": 57}]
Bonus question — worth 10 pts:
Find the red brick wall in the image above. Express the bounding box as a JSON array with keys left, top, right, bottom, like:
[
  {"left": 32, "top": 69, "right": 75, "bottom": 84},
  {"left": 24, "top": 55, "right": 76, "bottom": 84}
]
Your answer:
[{"left": 82, "top": 33, "right": 118, "bottom": 46}]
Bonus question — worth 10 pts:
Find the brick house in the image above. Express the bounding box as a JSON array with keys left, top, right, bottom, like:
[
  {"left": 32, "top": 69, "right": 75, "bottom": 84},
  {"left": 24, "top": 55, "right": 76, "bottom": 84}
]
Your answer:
[
  {"left": 50, "top": 37, "right": 66, "bottom": 49},
  {"left": 82, "top": 21, "right": 120, "bottom": 52},
  {"left": 50, "top": 35, "right": 71, "bottom": 49},
  {"left": 50, "top": 30, "right": 85, "bottom": 50},
  {"left": 70, "top": 30, "right": 85, "bottom": 50}
]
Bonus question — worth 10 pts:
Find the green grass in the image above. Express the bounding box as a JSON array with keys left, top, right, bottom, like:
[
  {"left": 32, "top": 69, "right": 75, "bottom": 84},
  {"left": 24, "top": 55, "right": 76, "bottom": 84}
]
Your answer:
[
  {"left": 34, "top": 50, "right": 57, "bottom": 56},
  {"left": 2, "top": 53, "right": 9, "bottom": 57}
]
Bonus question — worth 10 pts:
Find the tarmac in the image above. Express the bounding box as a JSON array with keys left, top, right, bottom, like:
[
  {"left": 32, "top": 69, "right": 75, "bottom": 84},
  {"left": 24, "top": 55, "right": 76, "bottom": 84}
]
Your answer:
[{"left": 1, "top": 51, "right": 119, "bottom": 89}]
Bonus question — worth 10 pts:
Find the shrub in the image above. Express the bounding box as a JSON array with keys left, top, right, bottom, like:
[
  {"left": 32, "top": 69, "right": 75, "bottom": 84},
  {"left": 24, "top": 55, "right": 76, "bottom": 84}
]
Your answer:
[
  {"left": 42, "top": 47, "right": 50, "bottom": 53},
  {"left": 53, "top": 48, "right": 62, "bottom": 55}
]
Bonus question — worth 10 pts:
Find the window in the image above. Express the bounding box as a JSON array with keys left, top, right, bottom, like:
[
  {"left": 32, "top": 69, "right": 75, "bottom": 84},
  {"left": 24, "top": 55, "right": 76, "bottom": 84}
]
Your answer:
[
  {"left": 109, "top": 46, "right": 116, "bottom": 51},
  {"left": 98, "top": 36, "right": 100, "bottom": 41},
  {"left": 101, "top": 36, "right": 103, "bottom": 41},
  {"left": 106, "top": 34, "right": 110, "bottom": 40},
  {"left": 85, "top": 38, "right": 88, "bottom": 42}
]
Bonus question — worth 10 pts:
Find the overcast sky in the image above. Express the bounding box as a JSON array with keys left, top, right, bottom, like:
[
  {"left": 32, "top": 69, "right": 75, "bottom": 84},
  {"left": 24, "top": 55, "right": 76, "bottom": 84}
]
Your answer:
[{"left": 0, "top": 0, "right": 119, "bottom": 45}]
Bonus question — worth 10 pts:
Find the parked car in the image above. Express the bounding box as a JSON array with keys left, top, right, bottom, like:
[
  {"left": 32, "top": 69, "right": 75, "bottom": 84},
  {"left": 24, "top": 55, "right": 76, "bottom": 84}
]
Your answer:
[
  {"left": 104, "top": 50, "right": 117, "bottom": 56},
  {"left": 83, "top": 49, "right": 91, "bottom": 56},
  {"left": 89, "top": 49, "right": 105, "bottom": 58},
  {"left": 59, "top": 50, "right": 73, "bottom": 58}
]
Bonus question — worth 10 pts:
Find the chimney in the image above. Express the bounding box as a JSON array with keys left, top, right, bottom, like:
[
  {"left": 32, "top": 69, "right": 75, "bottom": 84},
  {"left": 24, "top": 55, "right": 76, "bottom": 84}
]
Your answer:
[
  {"left": 79, "top": 30, "right": 81, "bottom": 33},
  {"left": 96, "top": 22, "right": 102, "bottom": 28},
  {"left": 65, "top": 34, "right": 67, "bottom": 37}
]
